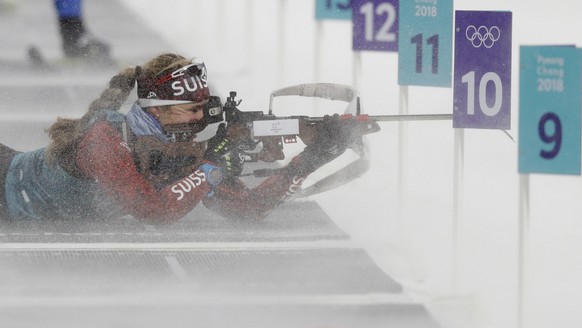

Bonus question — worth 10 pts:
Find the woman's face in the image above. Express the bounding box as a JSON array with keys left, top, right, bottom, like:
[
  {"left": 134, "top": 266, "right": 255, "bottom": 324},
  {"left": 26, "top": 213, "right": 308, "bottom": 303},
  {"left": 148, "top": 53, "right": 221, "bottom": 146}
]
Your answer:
[{"left": 156, "top": 98, "right": 208, "bottom": 125}]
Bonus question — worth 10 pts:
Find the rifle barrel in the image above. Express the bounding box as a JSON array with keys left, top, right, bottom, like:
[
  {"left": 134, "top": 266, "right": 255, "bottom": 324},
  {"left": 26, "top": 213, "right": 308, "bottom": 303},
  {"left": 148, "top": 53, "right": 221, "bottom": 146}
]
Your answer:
[{"left": 370, "top": 114, "right": 453, "bottom": 122}]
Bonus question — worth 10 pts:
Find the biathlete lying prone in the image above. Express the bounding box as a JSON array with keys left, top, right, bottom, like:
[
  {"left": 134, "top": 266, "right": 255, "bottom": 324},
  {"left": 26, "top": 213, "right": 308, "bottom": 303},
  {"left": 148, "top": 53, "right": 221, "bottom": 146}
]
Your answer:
[{"left": 0, "top": 53, "right": 365, "bottom": 224}]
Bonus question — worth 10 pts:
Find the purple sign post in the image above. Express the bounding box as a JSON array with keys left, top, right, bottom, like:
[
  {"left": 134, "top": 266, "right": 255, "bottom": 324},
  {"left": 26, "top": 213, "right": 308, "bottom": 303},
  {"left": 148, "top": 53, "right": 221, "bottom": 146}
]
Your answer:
[{"left": 453, "top": 11, "right": 512, "bottom": 129}]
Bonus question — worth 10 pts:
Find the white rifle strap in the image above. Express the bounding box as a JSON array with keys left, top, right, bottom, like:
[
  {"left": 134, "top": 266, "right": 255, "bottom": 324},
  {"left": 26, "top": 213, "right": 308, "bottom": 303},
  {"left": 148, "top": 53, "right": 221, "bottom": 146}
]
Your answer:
[{"left": 269, "top": 83, "right": 359, "bottom": 115}]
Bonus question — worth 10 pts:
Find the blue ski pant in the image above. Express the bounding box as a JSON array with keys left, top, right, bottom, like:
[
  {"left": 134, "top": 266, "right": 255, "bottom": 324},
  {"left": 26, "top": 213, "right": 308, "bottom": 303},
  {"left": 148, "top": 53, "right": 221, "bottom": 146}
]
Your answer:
[{"left": 54, "top": 0, "right": 82, "bottom": 18}]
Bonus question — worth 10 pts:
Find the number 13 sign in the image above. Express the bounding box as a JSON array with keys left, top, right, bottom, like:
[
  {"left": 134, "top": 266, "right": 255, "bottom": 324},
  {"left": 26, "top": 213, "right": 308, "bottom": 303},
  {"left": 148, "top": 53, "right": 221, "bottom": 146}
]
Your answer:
[
  {"left": 453, "top": 11, "right": 512, "bottom": 129},
  {"left": 316, "top": 0, "right": 352, "bottom": 20}
]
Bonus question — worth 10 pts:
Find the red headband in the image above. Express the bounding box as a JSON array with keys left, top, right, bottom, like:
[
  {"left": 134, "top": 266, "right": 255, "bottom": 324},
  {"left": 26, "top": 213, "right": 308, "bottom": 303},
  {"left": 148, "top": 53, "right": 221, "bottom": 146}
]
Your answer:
[{"left": 137, "top": 60, "right": 210, "bottom": 108}]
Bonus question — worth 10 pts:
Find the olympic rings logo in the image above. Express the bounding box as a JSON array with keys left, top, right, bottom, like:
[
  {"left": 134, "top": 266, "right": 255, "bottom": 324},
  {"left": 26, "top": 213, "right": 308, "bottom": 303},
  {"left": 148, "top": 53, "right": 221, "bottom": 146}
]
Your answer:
[{"left": 465, "top": 25, "right": 501, "bottom": 48}]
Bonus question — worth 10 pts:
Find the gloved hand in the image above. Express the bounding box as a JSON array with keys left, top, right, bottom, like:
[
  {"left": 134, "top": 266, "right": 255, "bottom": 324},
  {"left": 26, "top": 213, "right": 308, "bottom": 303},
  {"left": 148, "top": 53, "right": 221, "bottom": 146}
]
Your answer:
[
  {"left": 204, "top": 123, "right": 245, "bottom": 179},
  {"left": 288, "top": 114, "right": 356, "bottom": 176},
  {"left": 198, "top": 162, "right": 223, "bottom": 187}
]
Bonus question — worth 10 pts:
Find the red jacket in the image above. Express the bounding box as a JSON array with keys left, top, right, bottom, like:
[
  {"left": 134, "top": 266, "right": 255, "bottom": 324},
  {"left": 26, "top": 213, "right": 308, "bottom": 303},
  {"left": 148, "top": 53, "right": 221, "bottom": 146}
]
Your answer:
[{"left": 76, "top": 121, "right": 302, "bottom": 224}]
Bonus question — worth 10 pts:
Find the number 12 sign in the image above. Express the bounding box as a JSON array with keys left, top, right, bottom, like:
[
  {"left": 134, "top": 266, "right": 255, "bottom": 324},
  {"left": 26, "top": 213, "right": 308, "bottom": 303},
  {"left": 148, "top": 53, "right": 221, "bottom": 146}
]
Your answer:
[
  {"left": 352, "top": 0, "right": 399, "bottom": 52},
  {"left": 518, "top": 46, "right": 582, "bottom": 175},
  {"left": 453, "top": 11, "right": 512, "bottom": 129}
]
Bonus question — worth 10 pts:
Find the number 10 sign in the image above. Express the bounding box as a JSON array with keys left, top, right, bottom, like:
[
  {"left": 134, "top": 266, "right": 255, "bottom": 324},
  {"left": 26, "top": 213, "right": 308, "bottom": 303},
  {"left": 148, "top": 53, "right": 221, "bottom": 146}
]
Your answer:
[
  {"left": 453, "top": 11, "right": 512, "bottom": 129},
  {"left": 518, "top": 46, "right": 582, "bottom": 175}
]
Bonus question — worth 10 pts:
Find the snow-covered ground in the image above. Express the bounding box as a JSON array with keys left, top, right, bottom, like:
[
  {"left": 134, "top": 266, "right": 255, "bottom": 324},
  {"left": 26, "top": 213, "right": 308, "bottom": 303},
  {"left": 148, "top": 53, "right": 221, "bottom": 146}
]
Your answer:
[{"left": 23, "top": 0, "right": 582, "bottom": 327}]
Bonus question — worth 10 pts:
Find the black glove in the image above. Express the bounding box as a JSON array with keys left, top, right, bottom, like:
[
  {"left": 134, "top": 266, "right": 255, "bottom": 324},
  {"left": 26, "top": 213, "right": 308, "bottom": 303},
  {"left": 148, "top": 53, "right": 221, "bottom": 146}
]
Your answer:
[
  {"left": 288, "top": 114, "right": 356, "bottom": 176},
  {"left": 204, "top": 123, "right": 245, "bottom": 178}
]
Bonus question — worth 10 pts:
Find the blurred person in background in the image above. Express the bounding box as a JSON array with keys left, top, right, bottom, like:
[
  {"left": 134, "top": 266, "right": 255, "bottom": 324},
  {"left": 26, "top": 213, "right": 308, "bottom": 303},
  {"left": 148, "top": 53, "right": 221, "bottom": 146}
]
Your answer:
[
  {"left": 0, "top": 53, "right": 355, "bottom": 224},
  {"left": 53, "top": 0, "right": 110, "bottom": 59}
]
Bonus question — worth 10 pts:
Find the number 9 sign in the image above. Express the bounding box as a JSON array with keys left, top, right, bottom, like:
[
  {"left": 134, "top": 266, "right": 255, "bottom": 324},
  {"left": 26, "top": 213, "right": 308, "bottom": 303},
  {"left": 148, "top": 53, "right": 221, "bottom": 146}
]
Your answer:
[
  {"left": 453, "top": 11, "right": 512, "bottom": 129},
  {"left": 518, "top": 46, "right": 582, "bottom": 175},
  {"left": 352, "top": 0, "right": 399, "bottom": 52}
]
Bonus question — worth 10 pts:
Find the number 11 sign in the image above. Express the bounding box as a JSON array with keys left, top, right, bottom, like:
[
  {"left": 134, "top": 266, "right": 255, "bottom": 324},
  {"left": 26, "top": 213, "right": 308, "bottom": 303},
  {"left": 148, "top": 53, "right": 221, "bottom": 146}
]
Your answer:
[
  {"left": 398, "top": 0, "right": 452, "bottom": 87},
  {"left": 453, "top": 11, "right": 512, "bottom": 129}
]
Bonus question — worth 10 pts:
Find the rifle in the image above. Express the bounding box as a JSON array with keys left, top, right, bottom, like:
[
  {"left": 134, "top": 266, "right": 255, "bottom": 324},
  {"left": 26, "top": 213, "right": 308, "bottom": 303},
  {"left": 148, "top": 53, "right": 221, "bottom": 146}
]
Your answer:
[
  {"left": 159, "top": 83, "right": 450, "bottom": 195},
  {"left": 213, "top": 84, "right": 380, "bottom": 169},
  {"left": 196, "top": 83, "right": 383, "bottom": 197}
]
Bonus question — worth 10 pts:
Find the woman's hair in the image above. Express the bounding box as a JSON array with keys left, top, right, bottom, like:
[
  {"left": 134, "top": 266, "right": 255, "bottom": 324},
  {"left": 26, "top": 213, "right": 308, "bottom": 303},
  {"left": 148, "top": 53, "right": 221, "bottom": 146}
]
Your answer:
[{"left": 45, "top": 53, "right": 192, "bottom": 165}]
